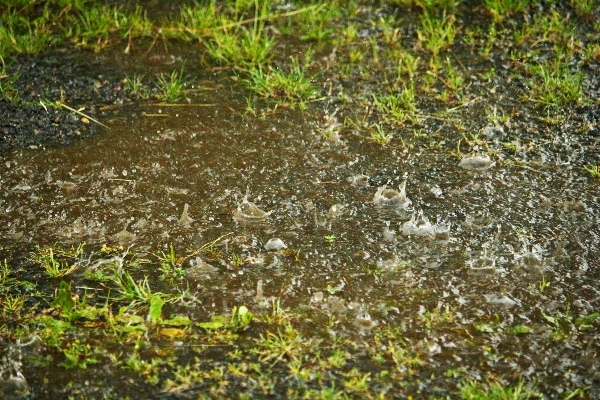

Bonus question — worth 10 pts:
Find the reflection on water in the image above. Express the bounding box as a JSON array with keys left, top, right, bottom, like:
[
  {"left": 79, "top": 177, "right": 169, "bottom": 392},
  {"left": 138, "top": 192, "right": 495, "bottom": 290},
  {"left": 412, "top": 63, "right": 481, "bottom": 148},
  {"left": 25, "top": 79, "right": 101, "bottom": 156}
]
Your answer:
[{"left": 1, "top": 64, "right": 599, "bottom": 399}]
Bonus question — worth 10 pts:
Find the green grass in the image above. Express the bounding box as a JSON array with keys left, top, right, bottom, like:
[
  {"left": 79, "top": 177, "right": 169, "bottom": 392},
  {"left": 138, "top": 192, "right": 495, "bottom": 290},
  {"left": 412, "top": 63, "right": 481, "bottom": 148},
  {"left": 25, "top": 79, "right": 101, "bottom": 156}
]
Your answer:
[
  {"left": 242, "top": 53, "right": 319, "bottom": 107},
  {"left": 30, "top": 243, "right": 85, "bottom": 278},
  {"left": 417, "top": 10, "right": 457, "bottom": 57},
  {"left": 485, "top": 0, "right": 530, "bottom": 23},
  {"left": 526, "top": 60, "right": 584, "bottom": 107},
  {"left": 459, "top": 379, "right": 541, "bottom": 399},
  {"left": 1, "top": 1, "right": 599, "bottom": 397},
  {"left": 156, "top": 64, "right": 188, "bottom": 103}
]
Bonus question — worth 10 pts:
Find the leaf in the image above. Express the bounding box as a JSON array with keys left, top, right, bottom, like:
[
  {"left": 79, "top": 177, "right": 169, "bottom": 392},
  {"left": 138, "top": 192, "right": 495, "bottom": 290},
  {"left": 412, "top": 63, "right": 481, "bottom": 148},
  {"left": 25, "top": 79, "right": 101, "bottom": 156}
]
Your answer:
[
  {"left": 475, "top": 323, "right": 494, "bottom": 333},
  {"left": 55, "top": 281, "right": 75, "bottom": 314},
  {"left": 161, "top": 315, "right": 192, "bottom": 326},
  {"left": 541, "top": 310, "right": 556, "bottom": 325},
  {"left": 196, "top": 320, "right": 226, "bottom": 330},
  {"left": 159, "top": 328, "right": 187, "bottom": 338},
  {"left": 148, "top": 294, "right": 164, "bottom": 323},
  {"left": 506, "top": 325, "right": 533, "bottom": 334}
]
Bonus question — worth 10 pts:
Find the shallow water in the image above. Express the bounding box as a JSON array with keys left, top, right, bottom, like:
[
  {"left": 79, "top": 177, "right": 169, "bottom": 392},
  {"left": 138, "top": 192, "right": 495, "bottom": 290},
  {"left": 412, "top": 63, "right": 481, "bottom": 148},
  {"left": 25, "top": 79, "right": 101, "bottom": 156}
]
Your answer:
[{"left": 2, "top": 23, "right": 600, "bottom": 400}]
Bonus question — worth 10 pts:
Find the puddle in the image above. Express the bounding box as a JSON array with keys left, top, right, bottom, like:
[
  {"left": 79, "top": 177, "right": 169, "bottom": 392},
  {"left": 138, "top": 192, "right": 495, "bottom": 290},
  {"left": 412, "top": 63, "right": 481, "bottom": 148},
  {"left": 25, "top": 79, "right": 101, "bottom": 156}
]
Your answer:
[{"left": 1, "top": 2, "right": 600, "bottom": 398}]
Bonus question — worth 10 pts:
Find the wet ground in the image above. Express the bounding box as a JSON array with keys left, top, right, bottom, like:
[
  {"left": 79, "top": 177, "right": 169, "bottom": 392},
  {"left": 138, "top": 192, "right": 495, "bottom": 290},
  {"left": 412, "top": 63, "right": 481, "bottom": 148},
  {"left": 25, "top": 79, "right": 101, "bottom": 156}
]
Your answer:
[{"left": 1, "top": 1, "right": 600, "bottom": 399}]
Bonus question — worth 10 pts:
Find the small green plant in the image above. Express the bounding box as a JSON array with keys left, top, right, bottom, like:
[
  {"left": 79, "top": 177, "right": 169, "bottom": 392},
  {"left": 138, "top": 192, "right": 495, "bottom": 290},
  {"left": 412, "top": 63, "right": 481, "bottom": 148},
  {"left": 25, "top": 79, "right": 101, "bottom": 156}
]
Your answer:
[
  {"left": 570, "top": 0, "right": 596, "bottom": 18},
  {"left": 368, "top": 123, "right": 394, "bottom": 145},
  {"left": 156, "top": 64, "right": 187, "bottom": 103},
  {"left": 242, "top": 53, "right": 319, "bottom": 106},
  {"left": 0, "top": 293, "right": 27, "bottom": 315},
  {"left": 485, "top": 0, "right": 529, "bottom": 23},
  {"left": 417, "top": 11, "right": 457, "bottom": 57},
  {"left": 206, "top": 9, "right": 274, "bottom": 68},
  {"left": 65, "top": 4, "right": 152, "bottom": 51},
  {"left": 31, "top": 243, "right": 85, "bottom": 277},
  {"left": 61, "top": 339, "right": 99, "bottom": 369},
  {"left": 107, "top": 267, "right": 164, "bottom": 307},
  {"left": 459, "top": 378, "right": 540, "bottom": 399},
  {"left": 0, "top": 60, "right": 20, "bottom": 103},
  {"left": 439, "top": 56, "right": 466, "bottom": 99},
  {"left": 196, "top": 305, "right": 253, "bottom": 332},
  {"left": 124, "top": 74, "right": 149, "bottom": 98},
  {"left": 372, "top": 83, "right": 417, "bottom": 124},
  {"left": 541, "top": 305, "right": 599, "bottom": 340},
  {"left": 324, "top": 234, "right": 337, "bottom": 244},
  {"left": 257, "top": 323, "right": 303, "bottom": 365},
  {"left": 584, "top": 165, "right": 600, "bottom": 178},
  {"left": 157, "top": 245, "right": 186, "bottom": 281},
  {"left": 298, "top": 3, "right": 336, "bottom": 41},
  {"left": 539, "top": 275, "right": 550, "bottom": 292},
  {"left": 527, "top": 61, "right": 584, "bottom": 107}
]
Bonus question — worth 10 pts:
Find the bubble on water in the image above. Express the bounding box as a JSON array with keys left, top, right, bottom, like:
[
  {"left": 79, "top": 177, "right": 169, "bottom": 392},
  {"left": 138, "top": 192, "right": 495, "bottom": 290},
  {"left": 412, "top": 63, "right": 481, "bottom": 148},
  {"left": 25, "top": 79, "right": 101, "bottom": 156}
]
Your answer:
[
  {"left": 348, "top": 174, "right": 370, "bottom": 188},
  {"left": 400, "top": 210, "right": 435, "bottom": 236},
  {"left": 327, "top": 203, "right": 346, "bottom": 218},
  {"left": 485, "top": 294, "right": 518, "bottom": 308},
  {"left": 187, "top": 256, "right": 218, "bottom": 278},
  {"left": 353, "top": 311, "right": 378, "bottom": 332},
  {"left": 233, "top": 196, "right": 271, "bottom": 222},
  {"left": 264, "top": 238, "right": 287, "bottom": 251},
  {"left": 458, "top": 153, "right": 495, "bottom": 171},
  {"left": 178, "top": 203, "right": 194, "bottom": 228},
  {"left": 113, "top": 221, "right": 136, "bottom": 244},
  {"left": 373, "top": 180, "right": 411, "bottom": 210},
  {"left": 132, "top": 218, "right": 147, "bottom": 230},
  {"left": 382, "top": 221, "right": 396, "bottom": 242},
  {"left": 482, "top": 123, "right": 505, "bottom": 140}
]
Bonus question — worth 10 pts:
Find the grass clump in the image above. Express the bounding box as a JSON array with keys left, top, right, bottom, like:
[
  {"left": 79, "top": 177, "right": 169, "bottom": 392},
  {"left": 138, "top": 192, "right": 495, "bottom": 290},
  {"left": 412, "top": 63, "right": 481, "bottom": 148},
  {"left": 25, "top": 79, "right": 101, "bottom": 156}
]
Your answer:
[
  {"left": 242, "top": 54, "right": 319, "bottom": 107},
  {"left": 417, "top": 10, "right": 457, "bottom": 58},
  {"left": 526, "top": 61, "right": 584, "bottom": 107},
  {"left": 459, "top": 379, "right": 541, "bottom": 399},
  {"left": 156, "top": 65, "right": 188, "bottom": 103}
]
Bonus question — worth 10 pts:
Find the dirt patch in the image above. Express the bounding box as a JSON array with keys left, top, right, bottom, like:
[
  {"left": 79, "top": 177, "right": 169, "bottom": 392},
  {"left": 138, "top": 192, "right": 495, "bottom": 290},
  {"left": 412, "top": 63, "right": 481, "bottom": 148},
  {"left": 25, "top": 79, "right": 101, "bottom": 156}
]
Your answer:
[{"left": 1, "top": 50, "right": 135, "bottom": 155}]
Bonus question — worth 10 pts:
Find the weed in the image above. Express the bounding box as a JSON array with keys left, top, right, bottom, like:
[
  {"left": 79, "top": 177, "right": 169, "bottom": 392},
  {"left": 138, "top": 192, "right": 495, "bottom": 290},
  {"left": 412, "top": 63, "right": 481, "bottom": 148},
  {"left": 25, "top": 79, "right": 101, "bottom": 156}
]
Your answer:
[
  {"left": 124, "top": 74, "right": 149, "bottom": 98},
  {"left": 206, "top": 9, "right": 274, "bottom": 68},
  {"left": 571, "top": 0, "right": 597, "bottom": 18},
  {"left": 372, "top": 82, "right": 417, "bottom": 124},
  {"left": 368, "top": 123, "right": 394, "bottom": 145},
  {"left": 459, "top": 378, "right": 540, "bottom": 399},
  {"left": 156, "top": 64, "right": 188, "bottom": 103},
  {"left": 196, "top": 305, "right": 253, "bottom": 332},
  {"left": 541, "top": 304, "right": 599, "bottom": 340},
  {"left": 538, "top": 275, "right": 550, "bottom": 292},
  {"left": 156, "top": 245, "right": 186, "bottom": 280},
  {"left": 0, "top": 293, "right": 27, "bottom": 315},
  {"left": 417, "top": 11, "right": 457, "bottom": 58},
  {"left": 295, "top": 2, "right": 337, "bottom": 41},
  {"left": 30, "top": 243, "right": 85, "bottom": 277},
  {"left": 324, "top": 235, "right": 337, "bottom": 244},
  {"left": 66, "top": 4, "right": 152, "bottom": 51},
  {"left": 583, "top": 165, "right": 600, "bottom": 178},
  {"left": 61, "top": 339, "right": 99, "bottom": 369},
  {"left": 361, "top": 263, "right": 383, "bottom": 278},
  {"left": 256, "top": 323, "right": 303, "bottom": 365},
  {"left": 0, "top": 60, "right": 20, "bottom": 103},
  {"left": 439, "top": 56, "right": 466, "bottom": 99},
  {"left": 242, "top": 54, "right": 319, "bottom": 106},
  {"left": 526, "top": 61, "right": 583, "bottom": 107},
  {"left": 485, "top": 0, "right": 529, "bottom": 23},
  {"left": 107, "top": 267, "right": 164, "bottom": 307}
]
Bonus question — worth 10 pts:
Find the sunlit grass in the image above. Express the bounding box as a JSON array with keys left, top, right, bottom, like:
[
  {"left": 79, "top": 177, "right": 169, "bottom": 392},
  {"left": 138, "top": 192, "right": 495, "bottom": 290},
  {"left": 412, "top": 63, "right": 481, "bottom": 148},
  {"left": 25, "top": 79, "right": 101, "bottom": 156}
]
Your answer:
[
  {"left": 526, "top": 60, "right": 584, "bottom": 107},
  {"left": 417, "top": 10, "right": 457, "bottom": 57},
  {"left": 242, "top": 54, "right": 319, "bottom": 106}
]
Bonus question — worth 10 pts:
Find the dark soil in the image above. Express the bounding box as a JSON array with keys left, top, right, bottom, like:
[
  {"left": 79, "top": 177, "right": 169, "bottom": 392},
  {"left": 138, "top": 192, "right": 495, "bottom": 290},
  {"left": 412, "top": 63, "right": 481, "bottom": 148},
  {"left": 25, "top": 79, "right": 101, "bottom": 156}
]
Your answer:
[{"left": 1, "top": 49, "right": 134, "bottom": 156}]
